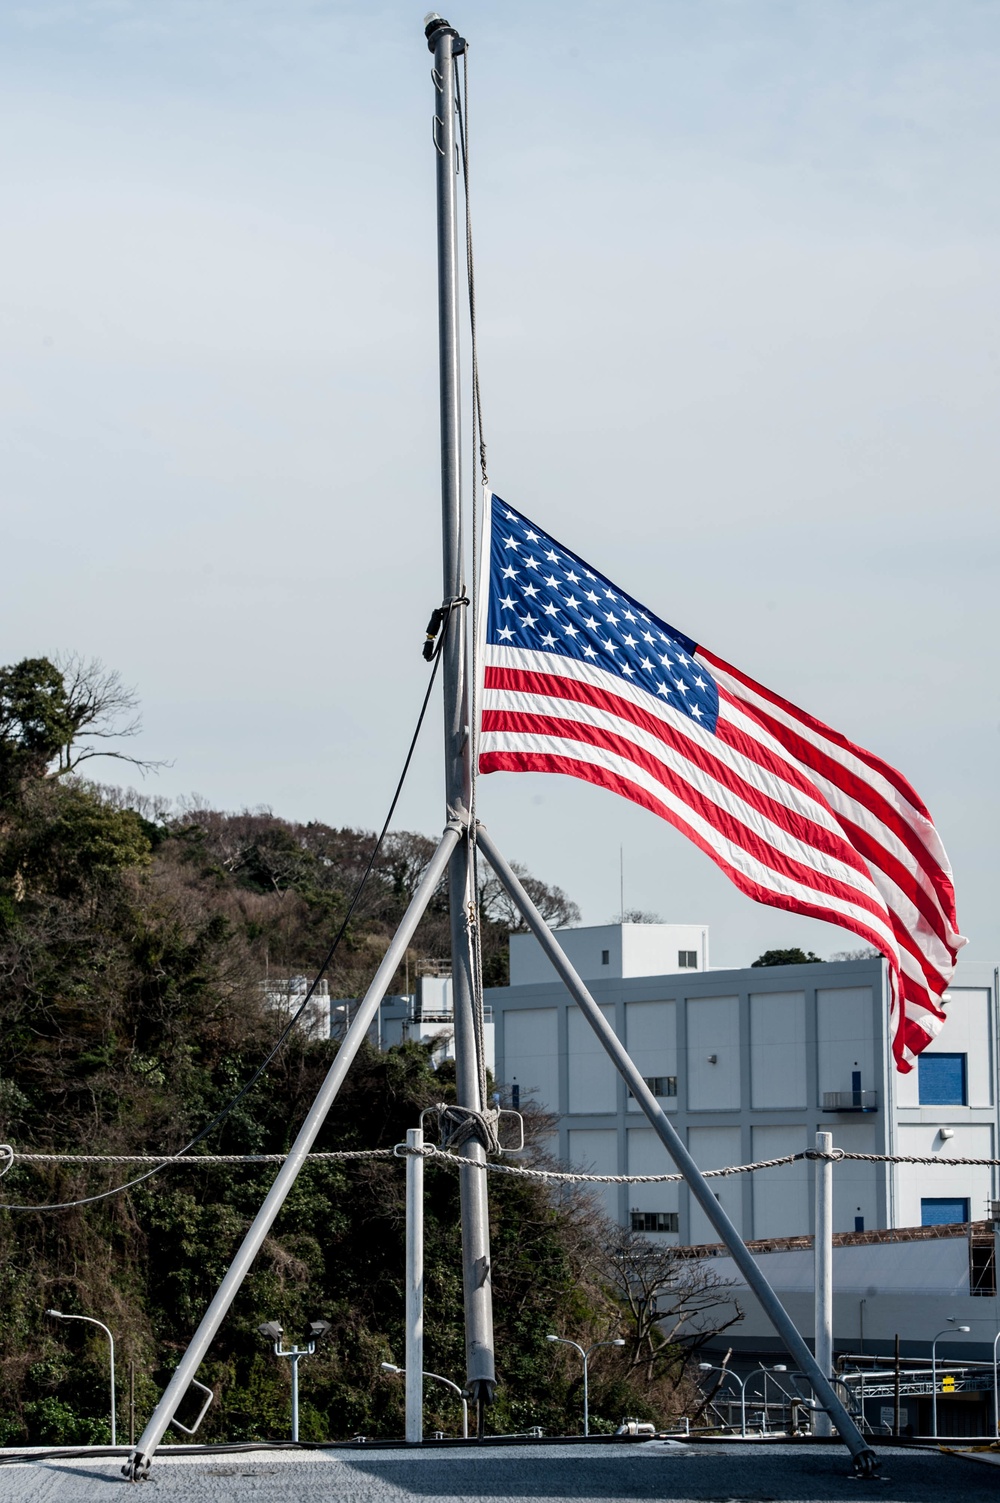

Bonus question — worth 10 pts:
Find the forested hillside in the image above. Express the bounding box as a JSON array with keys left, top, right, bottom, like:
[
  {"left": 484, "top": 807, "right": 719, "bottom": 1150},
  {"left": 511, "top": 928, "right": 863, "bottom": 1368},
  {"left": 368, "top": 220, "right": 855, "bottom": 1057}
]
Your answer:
[{"left": 0, "top": 657, "right": 734, "bottom": 1444}]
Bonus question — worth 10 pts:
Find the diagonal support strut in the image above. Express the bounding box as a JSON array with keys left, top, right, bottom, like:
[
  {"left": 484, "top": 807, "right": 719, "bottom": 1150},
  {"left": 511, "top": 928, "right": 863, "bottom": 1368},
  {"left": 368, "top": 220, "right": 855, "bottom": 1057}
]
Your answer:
[
  {"left": 475, "top": 823, "right": 879, "bottom": 1477},
  {"left": 123, "top": 822, "right": 463, "bottom": 1481}
]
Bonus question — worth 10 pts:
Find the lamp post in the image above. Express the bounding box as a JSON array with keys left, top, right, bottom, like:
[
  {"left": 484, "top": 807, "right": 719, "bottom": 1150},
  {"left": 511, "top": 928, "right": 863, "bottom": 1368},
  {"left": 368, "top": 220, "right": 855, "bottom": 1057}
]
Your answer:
[
  {"left": 546, "top": 1335, "right": 625, "bottom": 1437},
  {"left": 931, "top": 1319, "right": 970, "bottom": 1439},
  {"left": 699, "top": 1362, "right": 749, "bottom": 1438},
  {"left": 259, "top": 1321, "right": 330, "bottom": 1443},
  {"left": 992, "top": 1329, "right": 1000, "bottom": 1438},
  {"left": 380, "top": 1363, "right": 468, "bottom": 1438},
  {"left": 46, "top": 1310, "right": 116, "bottom": 1445},
  {"left": 755, "top": 1364, "right": 788, "bottom": 1433}
]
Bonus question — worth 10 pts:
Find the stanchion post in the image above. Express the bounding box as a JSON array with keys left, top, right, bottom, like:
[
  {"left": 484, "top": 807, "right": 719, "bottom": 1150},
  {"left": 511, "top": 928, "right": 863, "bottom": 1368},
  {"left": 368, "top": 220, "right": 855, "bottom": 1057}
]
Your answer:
[
  {"left": 405, "top": 1126, "right": 424, "bottom": 1443},
  {"left": 813, "top": 1130, "right": 833, "bottom": 1437}
]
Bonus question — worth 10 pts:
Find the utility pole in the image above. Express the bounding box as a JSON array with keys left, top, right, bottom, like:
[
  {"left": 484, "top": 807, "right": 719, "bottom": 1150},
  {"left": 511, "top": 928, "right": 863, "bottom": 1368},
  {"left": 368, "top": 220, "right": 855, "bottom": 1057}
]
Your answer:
[
  {"left": 813, "top": 1130, "right": 833, "bottom": 1437},
  {"left": 425, "top": 10, "right": 496, "bottom": 1430}
]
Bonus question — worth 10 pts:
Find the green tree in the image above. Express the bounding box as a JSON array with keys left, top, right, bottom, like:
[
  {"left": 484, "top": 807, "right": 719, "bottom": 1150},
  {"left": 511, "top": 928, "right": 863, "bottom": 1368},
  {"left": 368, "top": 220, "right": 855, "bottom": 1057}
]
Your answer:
[
  {"left": 0, "top": 657, "right": 742, "bottom": 1443},
  {"left": 751, "top": 948, "right": 824, "bottom": 967},
  {"left": 0, "top": 654, "right": 154, "bottom": 792},
  {"left": 0, "top": 658, "right": 74, "bottom": 794}
]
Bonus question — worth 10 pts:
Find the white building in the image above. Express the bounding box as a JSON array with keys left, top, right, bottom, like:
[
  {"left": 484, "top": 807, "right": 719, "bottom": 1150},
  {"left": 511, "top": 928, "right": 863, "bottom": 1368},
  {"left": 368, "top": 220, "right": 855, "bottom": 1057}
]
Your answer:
[
  {"left": 261, "top": 975, "right": 331, "bottom": 1038},
  {"left": 377, "top": 976, "right": 495, "bottom": 1074},
  {"left": 487, "top": 928, "right": 999, "bottom": 1245},
  {"left": 510, "top": 922, "right": 709, "bottom": 986}
]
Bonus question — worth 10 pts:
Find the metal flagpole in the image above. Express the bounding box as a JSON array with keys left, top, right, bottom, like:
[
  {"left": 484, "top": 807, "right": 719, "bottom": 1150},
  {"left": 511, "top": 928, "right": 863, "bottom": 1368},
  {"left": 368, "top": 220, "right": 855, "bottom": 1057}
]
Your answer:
[
  {"left": 123, "top": 823, "right": 462, "bottom": 1480},
  {"left": 425, "top": 11, "right": 496, "bottom": 1426},
  {"left": 475, "top": 825, "right": 879, "bottom": 1477}
]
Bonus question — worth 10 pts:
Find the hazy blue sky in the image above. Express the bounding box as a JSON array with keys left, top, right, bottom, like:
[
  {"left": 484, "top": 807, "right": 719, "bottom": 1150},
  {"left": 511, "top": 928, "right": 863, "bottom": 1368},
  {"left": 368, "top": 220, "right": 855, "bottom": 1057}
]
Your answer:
[{"left": 3, "top": 1, "right": 998, "bottom": 968}]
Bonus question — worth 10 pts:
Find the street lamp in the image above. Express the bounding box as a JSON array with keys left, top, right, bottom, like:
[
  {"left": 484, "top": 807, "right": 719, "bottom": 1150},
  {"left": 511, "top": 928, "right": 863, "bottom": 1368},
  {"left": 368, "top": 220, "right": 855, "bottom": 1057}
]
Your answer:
[
  {"left": 992, "top": 1330, "right": 1000, "bottom": 1439},
  {"left": 754, "top": 1364, "right": 789, "bottom": 1433},
  {"left": 546, "top": 1335, "right": 625, "bottom": 1437},
  {"left": 699, "top": 1362, "right": 749, "bottom": 1438},
  {"left": 931, "top": 1319, "right": 970, "bottom": 1439},
  {"left": 380, "top": 1363, "right": 469, "bottom": 1438},
  {"left": 258, "top": 1320, "right": 330, "bottom": 1443},
  {"left": 46, "top": 1310, "right": 116, "bottom": 1446}
]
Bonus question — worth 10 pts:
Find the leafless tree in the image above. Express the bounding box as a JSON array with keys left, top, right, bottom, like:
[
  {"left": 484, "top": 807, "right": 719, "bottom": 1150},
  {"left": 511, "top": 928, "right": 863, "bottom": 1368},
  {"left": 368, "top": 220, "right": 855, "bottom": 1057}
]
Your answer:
[
  {"left": 588, "top": 1226, "right": 744, "bottom": 1386},
  {"left": 94, "top": 783, "right": 174, "bottom": 823},
  {"left": 477, "top": 857, "right": 580, "bottom": 932},
  {"left": 53, "top": 654, "right": 164, "bottom": 777}
]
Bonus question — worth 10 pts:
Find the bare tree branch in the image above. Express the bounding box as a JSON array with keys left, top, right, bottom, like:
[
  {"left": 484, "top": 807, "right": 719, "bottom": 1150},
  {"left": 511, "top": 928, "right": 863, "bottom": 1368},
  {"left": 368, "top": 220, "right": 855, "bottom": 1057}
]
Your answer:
[{"left": 52, "top": 654, "right": 166, "bottom": 777}]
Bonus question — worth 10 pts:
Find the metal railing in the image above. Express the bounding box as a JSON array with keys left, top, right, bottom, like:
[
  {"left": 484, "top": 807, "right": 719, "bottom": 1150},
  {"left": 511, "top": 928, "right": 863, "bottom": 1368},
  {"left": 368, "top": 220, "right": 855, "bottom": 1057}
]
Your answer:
[{"left": 821, "top": 1089, "right": 878, "bottom": 1112}]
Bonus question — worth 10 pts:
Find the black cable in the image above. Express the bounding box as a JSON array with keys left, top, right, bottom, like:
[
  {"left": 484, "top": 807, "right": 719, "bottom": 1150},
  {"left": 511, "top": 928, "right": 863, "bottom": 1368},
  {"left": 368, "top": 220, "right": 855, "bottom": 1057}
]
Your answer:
[{"left": 0, "top": 612, "right": 454, "bottom": 1213}]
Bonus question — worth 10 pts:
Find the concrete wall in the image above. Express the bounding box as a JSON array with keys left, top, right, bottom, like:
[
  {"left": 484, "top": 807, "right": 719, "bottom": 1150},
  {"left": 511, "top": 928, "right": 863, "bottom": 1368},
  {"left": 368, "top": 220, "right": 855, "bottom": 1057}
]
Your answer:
[
  {"left": 509, "top": 922, "right": 709, "bottom": 985},
  {"left": 698, "top": 1230, "right": 1000, "bottom": 1361}
]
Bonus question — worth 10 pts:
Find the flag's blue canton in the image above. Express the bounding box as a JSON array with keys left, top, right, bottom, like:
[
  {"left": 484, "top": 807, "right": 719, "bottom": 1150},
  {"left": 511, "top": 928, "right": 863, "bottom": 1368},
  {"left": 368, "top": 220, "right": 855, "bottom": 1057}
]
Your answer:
[{"left": 487, "top": 497, "right": 720, "bottom": 734}]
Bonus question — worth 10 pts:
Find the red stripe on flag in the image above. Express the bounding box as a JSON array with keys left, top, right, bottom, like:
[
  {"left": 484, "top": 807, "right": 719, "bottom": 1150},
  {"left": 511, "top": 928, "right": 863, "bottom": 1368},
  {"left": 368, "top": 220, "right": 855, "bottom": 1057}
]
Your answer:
[
  {"left": 714, "top": 686, "right": 959, "bottom": 940},
  {"left": 482, "top": 707, "right": 890, "bottom": 923},
  {"left": 697, "top": 645, "right": 935, "bottom": 821},
  {"left": 485, "top": 663, "right": 871, "bottom": 843},
  {"left": 479, "top": 747, "right": 896, "bottom": 961}
]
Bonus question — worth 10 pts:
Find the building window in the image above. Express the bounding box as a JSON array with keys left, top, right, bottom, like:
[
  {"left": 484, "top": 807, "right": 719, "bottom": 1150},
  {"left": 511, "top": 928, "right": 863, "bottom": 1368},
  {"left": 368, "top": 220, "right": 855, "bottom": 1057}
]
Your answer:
[
  {"left": 917, "top": 1053, "right": 967, "bottom": 1106},
  {"left": 921, "top": 1197, "right": 970, "bottom": 1227},
  {"left": 854, "top": 1216, "right": 865, "bottom": 1233},
  {"left": 630, "top": 1211, "right": 679, "bottom": 1234},
  {"left": 678, "top": 950, "right": 697, "bottom": 969},
  {"left": 629, "top": 1077, "right": 677, "bottom": 1100},
  {"left": 601, "top": 949, "right": 610, "bottom": 965},
  {"left": 970, "top": 1237, "right": 997, "bottom": 1297},
  {"left": 646, "top": 1075, "right": 676, "bottom": 1098}
]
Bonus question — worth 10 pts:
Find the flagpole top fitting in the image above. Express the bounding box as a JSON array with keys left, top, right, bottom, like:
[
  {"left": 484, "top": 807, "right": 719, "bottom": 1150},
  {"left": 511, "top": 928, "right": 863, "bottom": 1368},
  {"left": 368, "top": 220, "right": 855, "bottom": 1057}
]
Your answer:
[{"left": 424, "top": 13, "right": 465, "bottom": 53}]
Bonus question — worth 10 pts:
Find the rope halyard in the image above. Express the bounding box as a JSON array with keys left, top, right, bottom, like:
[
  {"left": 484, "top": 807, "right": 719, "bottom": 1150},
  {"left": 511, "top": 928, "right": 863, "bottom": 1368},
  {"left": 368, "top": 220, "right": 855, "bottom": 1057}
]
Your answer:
[{"left": 456, "top": 41, "right": 491, "bottom": 1119}]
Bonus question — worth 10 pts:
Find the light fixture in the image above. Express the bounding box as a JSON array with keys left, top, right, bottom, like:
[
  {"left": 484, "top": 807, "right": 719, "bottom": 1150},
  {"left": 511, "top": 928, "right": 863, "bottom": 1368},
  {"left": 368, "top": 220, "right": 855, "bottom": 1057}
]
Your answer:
[
  {"left": 380, "top": 1362, "right": 402, "bottom": 1374},
  {"left": 257, "top": 1321, "right": 284, "bottom": 1342},
  {"left": 308, "top": 1320, "right": 332, "bottom": 1341},
  {"left": 939, "top": 1128, "right": 955, "bottom": 1141}
]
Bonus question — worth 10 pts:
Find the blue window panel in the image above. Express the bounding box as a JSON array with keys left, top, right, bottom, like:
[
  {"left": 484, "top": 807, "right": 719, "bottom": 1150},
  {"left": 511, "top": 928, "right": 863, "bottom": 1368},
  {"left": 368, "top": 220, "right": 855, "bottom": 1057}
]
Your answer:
[
  {"left": 917, "top": 1053, "right": 967, "bottom": 1106},
  {"left": 921, "top": 1197, "right": 970, "bottom": 1226}
]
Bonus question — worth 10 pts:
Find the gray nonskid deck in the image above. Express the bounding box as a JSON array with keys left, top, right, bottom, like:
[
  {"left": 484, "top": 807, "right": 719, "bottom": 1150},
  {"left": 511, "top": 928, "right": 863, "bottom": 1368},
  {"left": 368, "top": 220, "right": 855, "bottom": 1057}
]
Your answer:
[{"left": 0, "top": 1441, "right": 995, "bottom": 1503}]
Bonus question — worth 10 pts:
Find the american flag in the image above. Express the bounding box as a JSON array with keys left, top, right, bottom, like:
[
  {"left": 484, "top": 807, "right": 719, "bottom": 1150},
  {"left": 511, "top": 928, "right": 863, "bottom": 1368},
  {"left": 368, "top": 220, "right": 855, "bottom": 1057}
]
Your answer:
[{"left": 476, "top": 493, "right": 965, "bottom": 1072}]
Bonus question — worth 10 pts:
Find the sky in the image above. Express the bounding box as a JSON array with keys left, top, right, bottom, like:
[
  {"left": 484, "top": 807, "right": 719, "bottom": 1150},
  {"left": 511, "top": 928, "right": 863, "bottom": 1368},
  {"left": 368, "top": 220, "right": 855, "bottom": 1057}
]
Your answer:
[{"left": 2, "top": 0, "right": 998, "bottom": 970}]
